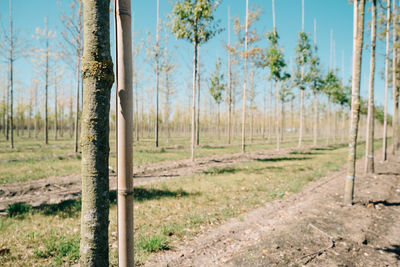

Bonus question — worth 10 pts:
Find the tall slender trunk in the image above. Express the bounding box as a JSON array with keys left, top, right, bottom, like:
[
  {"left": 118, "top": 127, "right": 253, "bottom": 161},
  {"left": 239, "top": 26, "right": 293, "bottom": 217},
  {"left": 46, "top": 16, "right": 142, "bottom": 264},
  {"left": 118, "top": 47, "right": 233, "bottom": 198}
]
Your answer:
[
  {"left": 44, "top": 18, "right": 49, "bottom": 145},
  {"left": 6, "top": 74, "right": 9, "bottom": 141},
  {"left": 135, "top": 77, "right": 139, "bottom": 141},
  {"left": 268, "top": 81, "right": 272, "bottom": 141},
  {"left": 28, "top": 91, "right": 32, "bottom": 138},
  {"left": 262, "top": 84, "right": 266, "bottom": 139},
  {"left": 392, "top": 0, "right": 399, "bottom": 153},
  {"left": 69, "top": 95, "right": 73, "bottom": 138},
  {"left": 2, "top": 85, "right": 5, "bottom": 137},
  {"left": 275, "top": 81, "right": 280, "bottom": 150},
  {"left": 74, "top": 0, "right": 83, "bottom": 152},
  {"left": 341, "top": 106, "right": 346, "bottom": 143},
  {"left": 80, "top": 0, "right": 113, "bottom": 265},
  {"left": 313, "top": 92, "right": 318, "bottom": 145},
  {"left": 281, "top": 100, "right": 285, "bottom": 141},
  {"left": 196, "top": 47, "right": 201, "bottom": 146},
  {"left": 298, "top": 0, "right": 305, "bottom": 148},
  {"left": 344, "top": 0, "right": 365, "bottom": 206},
  {"left": 365, "top": 0, "right": 377, "bottom": 173},
  {"left": 326, "top": 97, "right": 331, "bottom": 145},
  {"left": 190, "top": 20, "right": 198, "bottom": 161},
  {"left": 155, "top": 0, "right": 160, "bottom": 148},
  {"left": 227, "top": 6, "right": 232, "bottom": 144},
  {"left": 54, "top": 71, "right": 58, "bottom": 140},
  {"left": 241, "top": 0, "right": 249, "bottom": 153},
  {"left": 9, "top": 0, "right": 14, "bottom": 149},
  {"left": 298, "top": 88, "right": 304, "bottom": 147},
  {"left": 333, "top": 103, "right": 337, "bottom": 143}
]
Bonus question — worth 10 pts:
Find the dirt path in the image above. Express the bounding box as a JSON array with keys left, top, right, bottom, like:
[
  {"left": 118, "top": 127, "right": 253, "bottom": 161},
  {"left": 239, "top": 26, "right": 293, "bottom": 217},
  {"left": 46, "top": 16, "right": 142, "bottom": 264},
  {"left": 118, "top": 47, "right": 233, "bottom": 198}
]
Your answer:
[
  {"left": 146, "top": 147, "right": 400, "bottom": 267},
  {"left": 0, "top": 144, "right": 323, "bottom": 211}
]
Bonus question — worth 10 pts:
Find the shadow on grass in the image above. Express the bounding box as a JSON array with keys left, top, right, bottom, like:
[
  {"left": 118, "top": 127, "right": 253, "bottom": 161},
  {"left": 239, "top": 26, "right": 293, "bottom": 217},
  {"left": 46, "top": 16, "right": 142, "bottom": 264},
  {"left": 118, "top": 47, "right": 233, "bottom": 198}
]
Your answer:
[
  {"left": 203, "top": 166, "right": 238, "bottom": 175},
  {"left": 6, "top": 188, "right": 197, "bottom": 217},
  {"left": 133, "top": 187, "right": 199, "bottom": 202},
  {"left": 313, "top": 145, "right": 344, "bottom": 151},
  {"left": 256, "top": 156, "right": 311, "bottom": 162},
  {"left": 290, "top": 151, "right": 322, "bottom": 155},
  {"left": 377, "top": 245, "right": 400, "bottom": 260},
  {"left": 201, "top": 145, "right": 225, "bottom": 150}
]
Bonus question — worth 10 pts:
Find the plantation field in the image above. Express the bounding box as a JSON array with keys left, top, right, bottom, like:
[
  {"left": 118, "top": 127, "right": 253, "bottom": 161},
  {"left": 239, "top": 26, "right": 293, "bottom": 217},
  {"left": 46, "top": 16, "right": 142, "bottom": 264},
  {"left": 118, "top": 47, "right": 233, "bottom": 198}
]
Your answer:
[
  {"left": 0, "top": 138, "right": 386, "bottom": 266},
  {"left": 0, "top": 134, "right": 331, "bottom": 184}
]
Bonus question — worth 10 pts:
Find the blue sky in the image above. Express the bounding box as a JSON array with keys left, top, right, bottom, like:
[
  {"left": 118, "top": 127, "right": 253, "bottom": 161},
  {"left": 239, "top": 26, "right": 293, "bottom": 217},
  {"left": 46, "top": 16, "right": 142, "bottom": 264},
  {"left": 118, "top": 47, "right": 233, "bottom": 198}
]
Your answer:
[{"left": 0, "top": 0, "right": 392, "bottom": 114}]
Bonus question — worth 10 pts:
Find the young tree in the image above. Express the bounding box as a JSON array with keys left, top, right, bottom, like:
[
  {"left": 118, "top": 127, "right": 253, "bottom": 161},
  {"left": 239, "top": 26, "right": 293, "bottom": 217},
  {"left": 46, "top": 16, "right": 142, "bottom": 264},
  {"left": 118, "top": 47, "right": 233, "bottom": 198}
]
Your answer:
[
  {"left": 257, "top": 28, "right": 290, "bottom": 150},
  {"left": 209, "top": 57, "right": 225, "bottom": 139},
  {"left": 230, "top": 1, "right": 261, "bottom": 152},
  {"left": 80, "top": 0, "right": 114, "bottom": 265},
  {"left": 226, "top": 6, "right": 233, "bottom": 144},
  {"left": 294, "top": 31, "right": 312, "bottom": 147},
  {"left": 392, "top": 0, "right": 399, "bottom": 153},
  {"left": 0, "top": 0, "right": 24, "bottom": 148},
  {"left": 279, "top": 79, "right": 294, "bottom": 141},
  {"left": 171, "top": 0, "right": 222, "bottom": 161},
  {"left": 307, "top": 37, "right": 324, "bottom": 146},
  {"left": 59, "top": 0, "right": 83, "bottom": 152},
  {"left": 344, "top": 0, "right": 366, "bottom": 206},
  {"left": 382, "top": 0, "right": 391, "bottom": 160},
  {"left": 31, "top": 18, "right": 56, "bottom": 145},
  {"left": 365, "top": 0, "right": 378, "bottom": 172}
]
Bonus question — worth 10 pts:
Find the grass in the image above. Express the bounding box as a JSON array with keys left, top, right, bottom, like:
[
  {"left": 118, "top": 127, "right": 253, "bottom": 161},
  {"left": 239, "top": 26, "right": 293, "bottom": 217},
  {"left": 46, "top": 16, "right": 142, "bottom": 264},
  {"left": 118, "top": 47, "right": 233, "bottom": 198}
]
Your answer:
[
  {"left": 0, "top": 133, "right": 334, "bottom": 184},
  {"left": 0, "top": 138, "right": 387, "bottom": 266}
]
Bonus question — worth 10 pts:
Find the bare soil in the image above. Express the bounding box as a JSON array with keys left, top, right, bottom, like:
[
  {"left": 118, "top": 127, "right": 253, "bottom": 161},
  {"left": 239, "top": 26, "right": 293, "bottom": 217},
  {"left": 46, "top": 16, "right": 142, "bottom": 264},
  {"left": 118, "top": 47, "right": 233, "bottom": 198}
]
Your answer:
[
  {"left": 146, "top": 148, "right": 400, "bottom": 267},
  {"left": 0, "top": 144, "right": 319, "bottom": 211}
]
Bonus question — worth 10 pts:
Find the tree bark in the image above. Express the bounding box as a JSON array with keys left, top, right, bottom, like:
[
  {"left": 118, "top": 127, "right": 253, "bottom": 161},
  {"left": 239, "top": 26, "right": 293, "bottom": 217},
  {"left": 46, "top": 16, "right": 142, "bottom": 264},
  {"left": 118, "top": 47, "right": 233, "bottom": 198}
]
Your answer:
[
  {"left": 365, "top": 0, "right": 377, "bottom": 173},
  {"left": 80, "top": 0, "right": 113, "bottom": 265},
  {"left": 392, "top": 0, "right": 399, "bottom": 153},
  {"left": 344, "top": 0, "right": 365, "bottom": 206}
]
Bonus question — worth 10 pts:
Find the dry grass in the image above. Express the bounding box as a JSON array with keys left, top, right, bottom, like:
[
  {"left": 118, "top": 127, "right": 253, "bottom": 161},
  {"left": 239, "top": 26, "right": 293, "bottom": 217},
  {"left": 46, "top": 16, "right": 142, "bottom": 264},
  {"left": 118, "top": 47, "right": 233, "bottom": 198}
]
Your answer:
[
  {"left": 0, "top": 134, "right": 322, "bottom": 184},
  {"left": 0, "top": 139, "right": 385, "bottom": 266}
]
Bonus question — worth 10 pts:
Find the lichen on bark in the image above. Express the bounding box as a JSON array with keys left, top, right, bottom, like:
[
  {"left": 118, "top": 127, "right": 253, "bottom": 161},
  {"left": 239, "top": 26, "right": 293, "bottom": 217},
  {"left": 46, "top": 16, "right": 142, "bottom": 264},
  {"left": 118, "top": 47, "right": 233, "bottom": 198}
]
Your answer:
[{"left": 80, "top": 0, "right": 114, "bottom": 266}]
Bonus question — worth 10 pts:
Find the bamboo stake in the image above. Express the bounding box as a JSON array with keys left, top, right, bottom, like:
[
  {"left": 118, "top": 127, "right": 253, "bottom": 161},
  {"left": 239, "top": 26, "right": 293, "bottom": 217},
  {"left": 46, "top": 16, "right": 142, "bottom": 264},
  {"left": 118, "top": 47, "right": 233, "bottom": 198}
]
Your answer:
[{"left": 115, "top": 0, "right": 134, "bottom": 265}]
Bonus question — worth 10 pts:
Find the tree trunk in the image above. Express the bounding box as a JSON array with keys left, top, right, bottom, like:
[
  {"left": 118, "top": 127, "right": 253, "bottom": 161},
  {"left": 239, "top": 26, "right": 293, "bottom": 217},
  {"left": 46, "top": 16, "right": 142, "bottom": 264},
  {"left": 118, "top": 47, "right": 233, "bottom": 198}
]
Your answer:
[
  {"left": 9, "top": 0, "right": 14, "bottom": 149},
  {"left": 44, "top": 18, "right": 49, "bottom": 145},
  {"left": 190, "top": 26, "right": 198, "bottom": 161},
  {"left": 155, "top": 0, "right": 160, "bottom": 148},
  {"left": 313, "top": 92, "right": 318, "bottom": 145},
  {"left": 392, "top": 0, "right": 399, "bottom": 153},
  {"left": 281, "top": 100, "right": 285, "bottom": 142},
  {"left": 365, "top": 0, "right": 377, "bottom": 173},
  {"left": 275, "top": 81, "right": 280, "bottom": 150},
  {"left": 326, "top": 97, "right": 331, "bottom": 145},
  {"left": 196, "top": 47, "right": 201, "bottom": 146},
  {"left": 80, "top": 0, "right": 113, "bottom": 265},
  {"left": 344, "top": 0, "right": 365, "bottom": 206},
  {"left": 227, "top": 7, "right": 232, "bottom": 145},
  {"left": 298, "top": 88, "right": 304, "bottom": 148},
  {"left": 54, "top": 72, "right": 58, "bottom": 140},
  {"left": 241, "top": 0, "right": 249, "bottom": 153}
]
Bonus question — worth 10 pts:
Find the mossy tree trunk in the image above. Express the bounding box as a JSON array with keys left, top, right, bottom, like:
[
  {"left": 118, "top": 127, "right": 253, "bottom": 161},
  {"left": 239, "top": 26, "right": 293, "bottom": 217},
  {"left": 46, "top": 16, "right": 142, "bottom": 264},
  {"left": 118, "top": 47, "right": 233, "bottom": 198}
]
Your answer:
[
  {"left": 80, "top": 0, "right": 114, "bottom": 265},
  {"left": 344, "top": 0, "right": 365, "bottom": 206}
]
